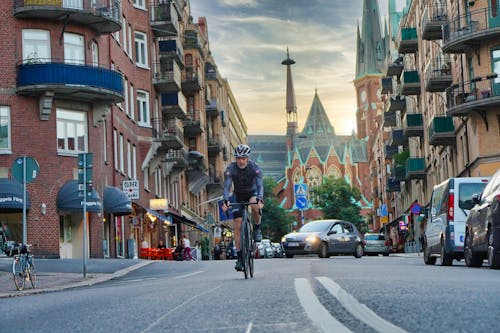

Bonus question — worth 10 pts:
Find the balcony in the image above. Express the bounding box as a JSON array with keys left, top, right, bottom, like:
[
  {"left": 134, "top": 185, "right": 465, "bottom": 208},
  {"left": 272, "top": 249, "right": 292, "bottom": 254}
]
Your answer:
[
  {"left": 182, "top": 67, "right": 202, "bottom": 94},
  {"left": 403, "top": 113, "right": 423, "bottom": 138},
  {"left": 158, "top": 39, "right": 184, "bottom": 67},
  {"left": 428, "top": 116, "right": 456, "bottom": 146},
  {"left": 206, "top": 63, "right": 217, "bottom": 81},
  {"left": 160, "top": 92, "right": 187, "bottom": 119},
  {"left": 422, "top": 3, "right": 448, "bottom": 40},
  {"left": 206, "top": 170, "right": 224, "bottom": 193},
  {"left": 387, "top": 96, "right": 406, "bottom": 112},
  {"left": 386, "top": 179, "right": 401, "bottom": 192},
  {"left": 164, "top": 148, "right": 189, "bottom": 170},
  {"left": 152, "top": 118, "right": 184, "bottom": 150},
  {"left": 208, "top": 136, "right": 222, "bottom": 155},
  {"left": 389, "top": 129, "right": 407, "bottom": 147},
  {"left": 183, "top": 111, "right": 204, "bottom": 136},
  {"left": 150, "top": 1, "right": 179, "bottom": 37},
  {"left": 13, "top": 0, "right": 121, "bottom": 34},
  {"left": 384, "top": 145, "right": 398, "bottom": 159},
  {"left": 392, "top": 164, "right": 406, "bottom": 182},
  {"left": 401, "top": 70, "right": 421, "bottom": 95},
  {"left": 442, "top": 7, "right": 500, "bottom": 53},
  {"left": 446, "top": 75, "right": 500, "bottom": 117},
  {"left": 184, "top": 30, "right": 203, "bottom": 51},
  {"left": 16, "top": 61, "right": 123, "bottom": 103},
  {"left": 398, "top": 27, "right": 418, "bottom": 54},
  {"left": 381, "top": 77, "right": 393, "bottom": 94},
  {"left": 383, "top": 111, "right": 397, "bottom": 128},
  {"left": 386, "top": 56, "right": 404, "bottom": 77},
  {"left": 405, "top": 158, "right": 426, "bottom": 180},
  {"left": 425, "top": 58, "right": 452, "bottom": 92},
  {"left": 153, "top": 60, "right": 181, "bottom": 93},
  {"left": 206, "top": 98, "right": 221, "bottom": 118}
]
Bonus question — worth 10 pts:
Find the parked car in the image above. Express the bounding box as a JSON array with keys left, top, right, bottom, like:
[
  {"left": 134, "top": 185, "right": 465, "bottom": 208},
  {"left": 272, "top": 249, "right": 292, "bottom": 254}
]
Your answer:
[
  {"left": 423, "top": 177, "right": 490, "bottom": 266},
  {"left": 280, "top": 219, "right": 364, "bottom": 258},
  {"left": 465, "top": 169, "right": 500, "bottom": 269},
  {"left": 261, "top": 239, "right": 274, "bottom": 258},
  {"left": 255, "top": 242, "right": 265, "bottom": 258},
  {"left": 363, "top": 233, "right": 389, "bottom": 256},
  {"left": 271, "top": 242, "right": 285, "bottom": 257},
  {"left": 226, "top": 240, "right": 237, "bottom": 259}
]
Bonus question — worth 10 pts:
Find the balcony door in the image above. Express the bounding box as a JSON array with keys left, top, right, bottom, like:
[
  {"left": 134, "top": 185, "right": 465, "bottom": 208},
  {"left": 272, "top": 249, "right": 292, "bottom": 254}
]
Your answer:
[
  {"left": 492, "top": 48, "right": 500, "bottom": 96},
  {"left": 63, "top": 0, "right": 83, "bottom": 10},
  {"left": 64, "top": 33, "right": 84, "bottom": 65}
]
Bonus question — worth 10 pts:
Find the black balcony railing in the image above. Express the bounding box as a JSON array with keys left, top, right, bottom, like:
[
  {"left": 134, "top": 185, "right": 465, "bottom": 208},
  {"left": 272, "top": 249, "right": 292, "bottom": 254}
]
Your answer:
[
  {"left": 150, "top": 2, "right": 179, "bottom": 36},
  {"left": 381, "top": 77, "right": 393, "bottom": 94},
  {"left": 428, "top": 116, "right": 456, "bottom": 146},
  {"left": 422, "top": 2, "right": 448, "bottom": 40},
  {"left": 446, "top": 74, "right": 500, "bottom": 116},
  {"left": 153, "top": 60, "right": 182, "bottom": 92},
  {"left": 388, "top": 96, "right": 406, "bottom": 112},
  {"left": 403, "top": 113, "right": 424, "bottom": 138},
  {"left": 383, "top": 111, "right": 397, "bottom": 127},
  {"left": 13, "top": 0, "right": 121, "bottom": 34},
  {"left": 152, "top": 118, "right": 184, "bottom": 150},
  {"left": 405, "top": 158, "right": 426, "bottom": 180},
  {"left": 425, "top": 58, "right": 452, "bottom": 92}
]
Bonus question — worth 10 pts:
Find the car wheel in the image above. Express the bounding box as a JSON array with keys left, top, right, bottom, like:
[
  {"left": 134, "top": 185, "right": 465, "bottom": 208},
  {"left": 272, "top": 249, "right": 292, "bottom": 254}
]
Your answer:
[
  {"left": 318, "top": 242, "right": 329, "bottom": 258},
  {"left": 353, "top": 243, "right": 363, "bottom": 258},
  {"left": 464, "top": 231, "right": 482, "bottom": 268},
  {"left": 285, "top": 253, "right": 294, "bottom": 258},
  {"left": 423, "top": 242, "right": 436, "bottom": 265},
  {"left": 487, "top": 229, "right": 500, "bottom": 269},
  {"left": 440, "top": 239, "right": 453, "bottom": 266}
]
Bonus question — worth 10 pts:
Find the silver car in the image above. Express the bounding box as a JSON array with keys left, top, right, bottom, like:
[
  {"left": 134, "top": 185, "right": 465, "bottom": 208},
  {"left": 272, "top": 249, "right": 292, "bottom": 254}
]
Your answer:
[{"left": 364, "top": 233, "right": 389, "bottom": 256}]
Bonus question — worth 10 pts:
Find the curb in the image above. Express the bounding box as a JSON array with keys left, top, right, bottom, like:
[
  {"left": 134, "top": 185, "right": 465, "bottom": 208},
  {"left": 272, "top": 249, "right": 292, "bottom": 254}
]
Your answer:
[{"left": 0, "top": 260, "right": 153, "bottom": 298}]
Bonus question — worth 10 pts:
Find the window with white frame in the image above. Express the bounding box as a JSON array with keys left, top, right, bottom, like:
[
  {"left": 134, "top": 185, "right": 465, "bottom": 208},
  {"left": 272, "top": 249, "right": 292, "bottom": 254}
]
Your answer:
[
  {"left": 64, "top": 32, "right": 84, "bottom": 65},
  {"left": 119, "top": 133, "right": 124, "bottom": 173},
  {"left": 122, "top": 16, "right": 127, "bottom": 53},
  {"left": 0, "top": 106, "right": 11, "bottom": 153},
  {"left": 143, "top": 168, "right": 149, "bottom": 191},
  {"left": 123, "top": 77, "right": 128, "bottom": 113},
  {"left": 155, "top": 168, "right": 162, "bottom": 197},
  {"left": 103, "top": 120, "right": 107, "bottom": 163},
  {"left": 132, "top": 144, "right": 137, "bottom": 179},
  {"left": 22, "top": 29, "right": 50, "bottom": 63},
  {"left": 137, "top": 90, "right": 150, "bottom": 126},
  {"left": 56, "top": 109, "right": 87, "bottom": 155},
  {"left": 129, "top": 84, "right": 135, "bottom": 119},
  {"left": 127, "top": 140, "right": 132, "bottom": 178},
  {"left": 128, "top": 24, "right": 133, "bottom": 58},
  {"left": 134, "top": 31, "right": 148, "bottom": 68},
  {"left": 113, "top": 129, "right": 118, "bottom": 169}
]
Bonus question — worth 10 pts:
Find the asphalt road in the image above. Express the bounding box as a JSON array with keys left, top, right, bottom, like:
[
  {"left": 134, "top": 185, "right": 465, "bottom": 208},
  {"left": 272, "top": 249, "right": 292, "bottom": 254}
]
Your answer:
[{"left": 1, "top": 255, "right": 499, "bottom": 333}]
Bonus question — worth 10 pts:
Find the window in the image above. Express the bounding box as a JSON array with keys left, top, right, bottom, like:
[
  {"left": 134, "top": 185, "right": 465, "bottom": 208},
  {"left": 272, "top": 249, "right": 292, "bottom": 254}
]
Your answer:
[
  {"left": 57, "top": 109, "right": 87, "bottom": 154},
  {"left": 22, "top": 29, "right": 50, "bottom": 62},
  {"left": 129, "top": 84, "right": 135, "bottom": 119},
  {"left": 492, "top": 49, "right": 500, "bottom": 84},
  {"left": 137, "top": 90, "right": 150, "bottom": 126},
  {"left": 155, "top": 168, "right": 162, "bottom": 197},
  {"left": 127, "top": 140, "right": 132, "bottom": 178},
  {"left": 133, "top": 0, "right": 145, "bottom": 9},
  {"left": 103, "top": 120, "right": 107, "bottom": 163},
  {"left": 123, "top": 77, "right": 129, "bottom": 113},
  {"left": 135, "top": 31, "right": 148, "bottom": 68},
  {"left": 143, "top": 168, "right": 149, "bottom": 191},
  {"left": 119, "top": 133, "right": 124, "bottom": 173},
  {"left": 121, "top": 17, "right": 127, "bottom": 51},
  {"left": 132, "top": 145, "right": 137, "bottom": 179},
  {"left": 128, "top": 24, "right": 133, "bottom": 58},
  {"left": 0, "top": 106, "right": 11, "bottom": 153},
  {"left": 113, "top": 129, "right": 118, "bottom": 169},
  {"left": 91, "top": 40, "right": 99, "bottom": 66},
  {"left": 64, "top": 33, "right": 84, "bottom": 65}
]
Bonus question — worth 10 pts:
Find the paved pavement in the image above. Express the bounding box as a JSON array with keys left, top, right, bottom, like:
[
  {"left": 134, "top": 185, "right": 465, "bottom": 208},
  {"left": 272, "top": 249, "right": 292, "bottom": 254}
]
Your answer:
[{"left": 0, "top": 255, "right": 152, "bottom": 298}]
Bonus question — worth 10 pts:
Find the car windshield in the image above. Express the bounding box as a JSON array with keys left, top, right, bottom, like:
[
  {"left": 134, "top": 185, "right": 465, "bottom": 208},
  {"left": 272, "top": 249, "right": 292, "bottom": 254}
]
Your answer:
[
  {"left": 365, "top": 234, "right": 385, "bottom": 241},
  {"left": 299, "top": 221, "right": 332, "bottom": 233}
]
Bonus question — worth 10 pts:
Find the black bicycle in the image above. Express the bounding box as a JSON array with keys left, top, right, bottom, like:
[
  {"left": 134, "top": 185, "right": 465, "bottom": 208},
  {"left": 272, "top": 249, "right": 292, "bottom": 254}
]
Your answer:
[
  {"left": 230, "top": 202, "right": 259, "bottom": 279},
  {"left": 12, "top": 244, "right": 36, "bottom": 291}
]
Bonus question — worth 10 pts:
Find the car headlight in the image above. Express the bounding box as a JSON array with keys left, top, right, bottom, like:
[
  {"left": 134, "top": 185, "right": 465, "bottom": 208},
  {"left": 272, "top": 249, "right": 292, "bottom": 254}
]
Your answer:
[
  {"left": 305, "top": 235, "right": 320, "bottom": 244},
  {"left": 281, "top": 236, "right": 286, "bottom": 242}
]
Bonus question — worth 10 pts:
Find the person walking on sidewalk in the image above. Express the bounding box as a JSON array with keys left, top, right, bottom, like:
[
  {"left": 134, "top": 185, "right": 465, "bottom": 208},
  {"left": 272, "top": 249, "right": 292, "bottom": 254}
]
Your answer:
[
  {"left": 182, "top": 235, "right": 193, "bottom": 261},
  {"left": 221, "top": 144, "right": 264, "bottom": 271}
]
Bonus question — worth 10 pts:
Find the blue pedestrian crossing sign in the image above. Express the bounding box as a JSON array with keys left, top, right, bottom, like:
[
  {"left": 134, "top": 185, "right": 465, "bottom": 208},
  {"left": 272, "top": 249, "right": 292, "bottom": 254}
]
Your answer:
[{"left": 294, "top": 183, "right": 308, "bottom": 209}]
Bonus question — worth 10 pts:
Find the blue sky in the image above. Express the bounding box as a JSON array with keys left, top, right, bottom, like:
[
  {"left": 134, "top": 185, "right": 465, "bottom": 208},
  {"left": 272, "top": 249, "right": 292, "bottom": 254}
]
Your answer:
[{"left": 190, "top": 0, "right": 389, "bottom": 135}]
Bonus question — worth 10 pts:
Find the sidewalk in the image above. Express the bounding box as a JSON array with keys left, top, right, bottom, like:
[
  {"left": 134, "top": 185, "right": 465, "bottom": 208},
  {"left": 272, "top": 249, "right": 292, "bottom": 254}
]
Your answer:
[{"left": 0, "top": 257, "right": 152, "bottom": 298}]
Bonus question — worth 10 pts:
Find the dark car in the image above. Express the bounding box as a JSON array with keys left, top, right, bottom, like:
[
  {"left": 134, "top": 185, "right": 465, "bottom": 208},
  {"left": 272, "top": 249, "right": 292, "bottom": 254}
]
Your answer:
[
  {"left": 280, "top": 219, "right": 364, "bottom": 258},
  {"left": 465, "top": 169, "right": 500, "bottom": 269}
]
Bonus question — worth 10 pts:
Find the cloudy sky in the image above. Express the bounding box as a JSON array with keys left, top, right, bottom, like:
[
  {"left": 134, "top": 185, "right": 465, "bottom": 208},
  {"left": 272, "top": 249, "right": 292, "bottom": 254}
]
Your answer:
[{"left": 190, "top": 0, "right": 389, "bottom": 135}]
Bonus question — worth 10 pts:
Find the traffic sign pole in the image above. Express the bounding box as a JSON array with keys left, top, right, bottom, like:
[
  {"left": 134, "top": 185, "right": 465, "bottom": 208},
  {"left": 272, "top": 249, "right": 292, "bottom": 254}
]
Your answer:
[{"left": 22, "top": 156, "right": 27, "bottom": 245}]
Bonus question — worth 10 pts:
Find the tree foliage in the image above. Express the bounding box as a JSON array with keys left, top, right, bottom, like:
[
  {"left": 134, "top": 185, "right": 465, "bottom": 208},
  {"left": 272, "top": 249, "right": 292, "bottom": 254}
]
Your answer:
[
  {"left": 310, "top": 176, "right": 362, "bottom": 227},
  {"left": 261, "top": 177, "right": 295, "bottom": 242}
]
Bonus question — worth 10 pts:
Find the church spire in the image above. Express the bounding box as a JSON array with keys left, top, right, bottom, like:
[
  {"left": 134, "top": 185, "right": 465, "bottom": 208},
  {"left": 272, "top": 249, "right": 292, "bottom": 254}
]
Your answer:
[{"left": 282, "top": 48, "right": 298, "bottom": 150}]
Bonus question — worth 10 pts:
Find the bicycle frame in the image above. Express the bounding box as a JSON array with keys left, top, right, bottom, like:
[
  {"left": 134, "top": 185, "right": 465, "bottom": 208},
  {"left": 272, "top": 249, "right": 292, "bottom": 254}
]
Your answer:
[
  {"left": 12, "top": 245, "right": 36, "bottom": 291},
  {"left": 230, "top": 202, "right": 257, "bottom": 279}
]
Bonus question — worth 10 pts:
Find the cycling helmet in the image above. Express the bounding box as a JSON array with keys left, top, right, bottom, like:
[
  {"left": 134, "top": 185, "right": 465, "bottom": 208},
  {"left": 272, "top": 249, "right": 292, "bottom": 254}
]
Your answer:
[{"left": 234, "top": 144, "right": 251, "bottom": 158}]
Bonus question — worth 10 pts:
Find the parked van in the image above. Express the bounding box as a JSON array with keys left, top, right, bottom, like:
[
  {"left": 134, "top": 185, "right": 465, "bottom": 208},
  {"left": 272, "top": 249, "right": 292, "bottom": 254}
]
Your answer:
[{"left": 424, "top": 177, "right": 490, "bottom": 266}]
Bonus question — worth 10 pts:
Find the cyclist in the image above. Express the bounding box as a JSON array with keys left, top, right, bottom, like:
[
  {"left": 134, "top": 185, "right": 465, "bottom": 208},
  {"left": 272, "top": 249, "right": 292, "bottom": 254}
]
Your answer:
[{"left": 222, "top": 144, "right": 264, "bottom": 271}]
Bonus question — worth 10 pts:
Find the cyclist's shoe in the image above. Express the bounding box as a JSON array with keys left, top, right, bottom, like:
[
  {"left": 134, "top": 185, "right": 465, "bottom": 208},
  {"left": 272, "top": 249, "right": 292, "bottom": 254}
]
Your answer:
[
  {"left": 235, "top": 258, "right": 244, "bottom": 271},
  {"left": 253, "top": 227, "right": 263, "bottom": 242}
]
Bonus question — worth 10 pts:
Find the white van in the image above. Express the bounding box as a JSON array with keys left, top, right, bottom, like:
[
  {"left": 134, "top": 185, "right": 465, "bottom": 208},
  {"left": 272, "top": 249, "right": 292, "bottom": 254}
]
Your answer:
[{"left": 424, "top": 177, "right": 490, "bottom": 266}]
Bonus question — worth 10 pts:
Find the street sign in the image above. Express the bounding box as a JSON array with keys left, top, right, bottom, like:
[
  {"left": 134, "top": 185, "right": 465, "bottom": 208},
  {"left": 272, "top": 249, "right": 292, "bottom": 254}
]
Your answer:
[
  {"left": 11, "top": 156, "right": 39, "bottom": 184},
  {"left": 294, "top": 183, "right": 308, "bottom": 209},
  {"left": 78, "top": 153, "right": 93, "bottom": 168},
  {"left": 296, "top": 196, "right": 308, "bottom": 209},
  {"left": 123, "top": 180, "right": 139, "bottom": 199},
  {"left": 380, "top": 204, "right": 388, "bottom": 217}
]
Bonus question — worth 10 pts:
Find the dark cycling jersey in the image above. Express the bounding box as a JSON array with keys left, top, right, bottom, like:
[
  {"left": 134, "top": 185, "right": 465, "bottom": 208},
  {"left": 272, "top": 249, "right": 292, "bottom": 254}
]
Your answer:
[{"left": 223, "top": 160, "right": 264, "bottom": 202}]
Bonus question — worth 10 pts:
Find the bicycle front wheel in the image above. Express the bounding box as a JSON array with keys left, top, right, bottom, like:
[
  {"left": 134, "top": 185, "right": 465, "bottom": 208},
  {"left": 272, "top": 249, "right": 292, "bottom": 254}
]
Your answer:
[
  {"left": 28, "top": 257, "right": 36, "bottom": 289},
  {"left": 12, "top": 257, "right": 25, "bottom": 291},
  {"left": 241, "top": 221, "right": 249, "bottom": 279}
]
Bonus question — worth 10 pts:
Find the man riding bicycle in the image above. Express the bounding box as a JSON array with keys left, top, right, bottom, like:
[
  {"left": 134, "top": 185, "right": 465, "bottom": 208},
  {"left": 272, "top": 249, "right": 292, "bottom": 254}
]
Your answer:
[{"left": 222, "top": 144, "right": 264, "bottom": 271}]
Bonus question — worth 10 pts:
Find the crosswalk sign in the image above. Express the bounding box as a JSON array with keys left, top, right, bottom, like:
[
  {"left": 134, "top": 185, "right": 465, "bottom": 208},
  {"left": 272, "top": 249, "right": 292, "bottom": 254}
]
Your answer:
[{"left": 294, "top": 183, "right": 307, "bottom": 196}]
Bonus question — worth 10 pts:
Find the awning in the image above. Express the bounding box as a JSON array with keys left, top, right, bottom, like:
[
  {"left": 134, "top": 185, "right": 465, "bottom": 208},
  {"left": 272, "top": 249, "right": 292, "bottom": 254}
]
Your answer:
[
  {"left": 0, "top": 178, "right": 31, "bottom": 211},
  {"left": 145, "top": 208, "right": 172, "bottom": 223},
  {"left": 187, "top": 171, "right": 209, "bottom": 195},
  {"left": 196, "top": 225, "right": 209, "bottom": 233},
  {"left": 103, "top": 186, "right": 132, "bottom": 216},
  {"left": 56, "top": 180, "right": 101, "bottom": 213}
]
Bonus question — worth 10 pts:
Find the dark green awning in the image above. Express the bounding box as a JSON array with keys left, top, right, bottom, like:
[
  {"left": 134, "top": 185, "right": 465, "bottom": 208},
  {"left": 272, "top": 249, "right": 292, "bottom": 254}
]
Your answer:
[
  {"left": 56, "top": 180, "right": 101, "bottom": 213},
  {"left": 103, "top": 186, "right": 132, "bottom": 216}
]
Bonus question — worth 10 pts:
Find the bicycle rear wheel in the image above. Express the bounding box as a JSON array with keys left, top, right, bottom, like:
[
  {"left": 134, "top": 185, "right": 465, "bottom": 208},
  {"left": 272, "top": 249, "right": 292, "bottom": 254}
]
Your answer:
[
  {"left": 28, "top": 256, "right": 36, "bottom": 289},
  {"left": 247, "top": 220, "right": 254, "bottom": 278},
  {"left": 241, "top": 220, "right": 249, "bottom": 279},
  {"left": 12, "top": 256, "right": 25, "bottom": 291}
]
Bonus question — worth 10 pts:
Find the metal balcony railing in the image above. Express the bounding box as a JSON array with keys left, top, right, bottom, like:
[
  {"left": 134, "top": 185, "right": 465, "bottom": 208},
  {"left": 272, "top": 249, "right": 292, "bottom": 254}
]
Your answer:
[
  {"left": 422, "top": 2, "right": 448, "bottom": 40},
  {"left": 446, "top": 74, "right": 500, "bottom": 116},
  {"left": 425, "top": 57, "right": 452, "bottom": 92}
]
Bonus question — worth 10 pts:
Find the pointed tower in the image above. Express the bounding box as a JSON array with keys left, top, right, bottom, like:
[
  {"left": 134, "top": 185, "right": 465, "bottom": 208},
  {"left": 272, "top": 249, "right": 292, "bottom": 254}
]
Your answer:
[{"left": 282, "top": 48, "right": 298, "bottom": 150}]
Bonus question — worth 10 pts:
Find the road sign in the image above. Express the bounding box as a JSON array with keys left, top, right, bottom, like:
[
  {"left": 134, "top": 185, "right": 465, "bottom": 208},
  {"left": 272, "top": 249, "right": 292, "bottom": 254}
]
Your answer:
[
  {"left": 295, "top": 196, "right": 308, "bottom": 209},
  {"left": 78, "top": 153, "right": 93, "bottom": 168},
  {"left": 11, "top": 156, "right": 39, "bottom": 184},
  {"left": 294, "top": 183, "right": 307, "bottom": 196},
  {"left": 123, "top": 180, "right": 139, "bottom": 199},
  {"left": 380, "top": 204, "right": 388, "bottom": 217}
]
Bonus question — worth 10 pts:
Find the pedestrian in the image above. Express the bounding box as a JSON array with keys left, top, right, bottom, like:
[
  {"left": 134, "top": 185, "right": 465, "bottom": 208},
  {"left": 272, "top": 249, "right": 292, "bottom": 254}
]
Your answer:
[
  {"left": 182, "top": 234, "right": 193, "bottom": 260},
  {"left": 157, "top": 240, "right": 166, "bottom": 249},
  {"left": 141, "top": 239, "right": 149, "bottom": 248}
]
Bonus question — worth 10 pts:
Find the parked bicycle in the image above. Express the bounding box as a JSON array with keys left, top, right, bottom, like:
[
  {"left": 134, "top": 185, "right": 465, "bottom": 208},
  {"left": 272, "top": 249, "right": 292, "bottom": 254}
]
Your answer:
[
  {"left": 229, "top": 202, "right": 260, "bottom": 279},
  {"left": 12, "top": 244, "right": 36, "bottom": 291}
]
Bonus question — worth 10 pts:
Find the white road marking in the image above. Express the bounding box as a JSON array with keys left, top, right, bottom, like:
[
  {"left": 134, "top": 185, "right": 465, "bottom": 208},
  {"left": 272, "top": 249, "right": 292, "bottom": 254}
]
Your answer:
[
  {"left": 294, "top": 278, "right": 352, "bottom": 333},
  {"left": 140, "top": 284, "right": 222, "bottom": 333},
  {"left": 316, "top": 277, "right": 408, "bottom": 333},
  {"left": 245, "top": 322, "right": 253, "bottom": 333},
  {"left": 173, "top": 270, "right": 204, "bottom": 279}
]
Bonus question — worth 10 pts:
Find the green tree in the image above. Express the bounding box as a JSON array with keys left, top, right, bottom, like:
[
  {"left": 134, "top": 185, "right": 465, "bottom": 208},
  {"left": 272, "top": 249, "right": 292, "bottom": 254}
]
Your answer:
[
  {"left": 310, "top": 176, "right": 362, "bottom": 227},
  {"left": 261, "top": 177, "right": 295, "bottom": 241}
]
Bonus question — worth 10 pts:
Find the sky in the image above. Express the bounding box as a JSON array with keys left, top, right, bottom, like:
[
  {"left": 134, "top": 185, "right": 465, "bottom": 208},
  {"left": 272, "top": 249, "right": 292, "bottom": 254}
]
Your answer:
[{"left": 190, "top": 0, "right": 389, "bottom": 136}]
